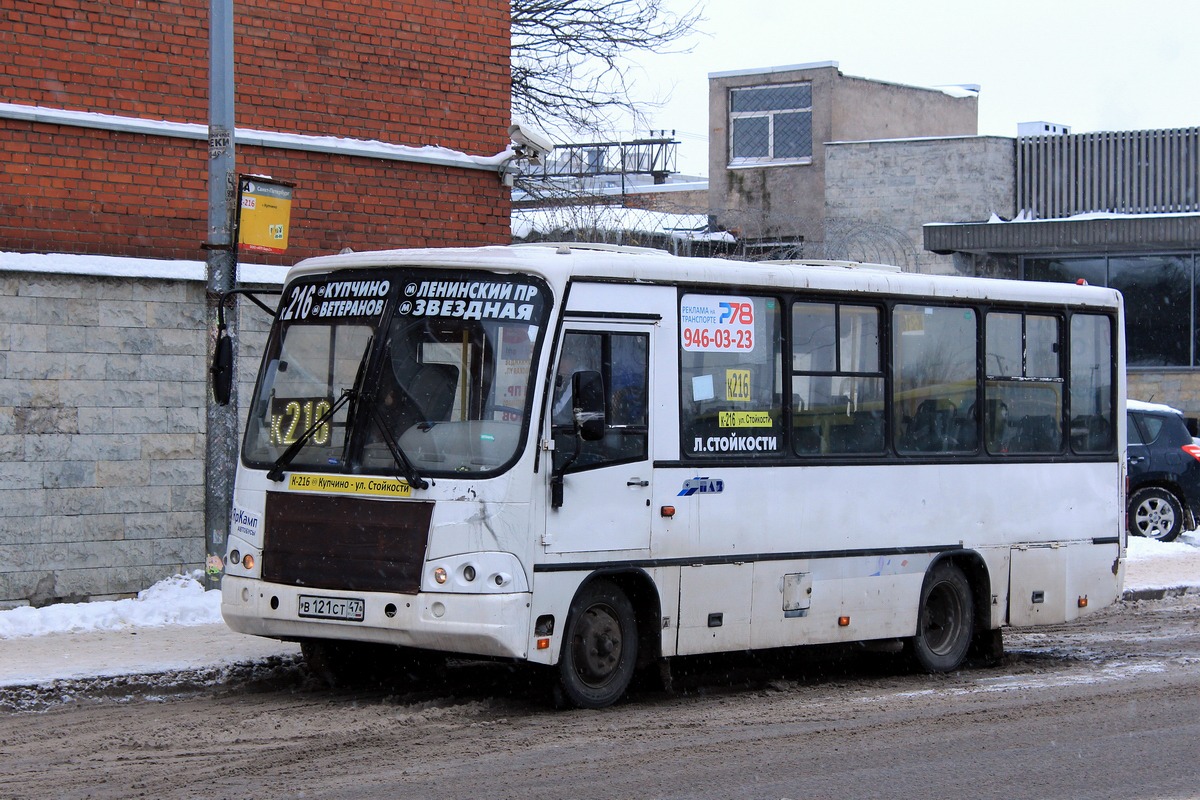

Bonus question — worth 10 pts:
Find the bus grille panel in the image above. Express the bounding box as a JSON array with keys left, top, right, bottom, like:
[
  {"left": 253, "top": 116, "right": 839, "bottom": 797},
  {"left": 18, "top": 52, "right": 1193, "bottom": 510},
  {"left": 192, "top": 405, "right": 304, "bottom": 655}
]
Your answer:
[{"left": 262, "top": 493, "right": 433, "bottom": 594}]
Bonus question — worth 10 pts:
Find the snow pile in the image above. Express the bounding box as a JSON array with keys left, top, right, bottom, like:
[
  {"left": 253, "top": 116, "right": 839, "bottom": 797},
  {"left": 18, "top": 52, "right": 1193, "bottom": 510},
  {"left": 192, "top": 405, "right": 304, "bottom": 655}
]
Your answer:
[
  {"left": 1125, "top": 530, "right": 1200, "bottom": 590},
  {"left": 0, "top": 572, "right": 221, "bottom": 640}
]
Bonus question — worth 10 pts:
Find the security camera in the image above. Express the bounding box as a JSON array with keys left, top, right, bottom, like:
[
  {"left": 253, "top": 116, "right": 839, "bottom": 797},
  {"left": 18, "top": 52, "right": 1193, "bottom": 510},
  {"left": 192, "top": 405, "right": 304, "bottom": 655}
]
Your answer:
[{"left": 508, "top": 123, "right": 554, "bottom": 161}]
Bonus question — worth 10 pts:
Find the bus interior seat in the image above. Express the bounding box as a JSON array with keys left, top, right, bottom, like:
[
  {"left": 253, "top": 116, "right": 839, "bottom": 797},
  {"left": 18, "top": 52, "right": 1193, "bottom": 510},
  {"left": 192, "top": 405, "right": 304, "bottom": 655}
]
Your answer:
[
  {"left": 904, "top": 398, "right": 956, "bottom": 451},
  {"left": 953, "top": 403, "right": 978, "bottom": 450},
  {"left": 1071, "top": 414, "right": 1112, "bottom": 450},
  {"left": 828, "top": 411, "right": 883, "bottom": 453},
  {"left": 408, "top": 362, "right": 459, "bottom": 422}
]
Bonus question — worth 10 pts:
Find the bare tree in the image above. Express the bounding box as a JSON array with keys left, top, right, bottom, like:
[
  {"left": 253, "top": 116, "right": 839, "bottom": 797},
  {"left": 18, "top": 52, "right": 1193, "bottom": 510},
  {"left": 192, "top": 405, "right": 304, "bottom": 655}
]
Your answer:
[{"left": 511, "top": 0, "right": 703, "bottom": 134}]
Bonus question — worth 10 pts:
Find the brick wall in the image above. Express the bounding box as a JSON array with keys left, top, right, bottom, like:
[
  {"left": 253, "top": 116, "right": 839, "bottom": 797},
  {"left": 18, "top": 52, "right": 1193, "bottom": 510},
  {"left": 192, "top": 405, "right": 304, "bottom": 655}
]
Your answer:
[
  {"left": 0, "top": 126, "right": 511, "bottom": 261},
  {"left": 0, "top": 0, "right": 512, "bottom": 261},
  {"left": 3, "top": 0, "right": 508, "bottom": 148}
]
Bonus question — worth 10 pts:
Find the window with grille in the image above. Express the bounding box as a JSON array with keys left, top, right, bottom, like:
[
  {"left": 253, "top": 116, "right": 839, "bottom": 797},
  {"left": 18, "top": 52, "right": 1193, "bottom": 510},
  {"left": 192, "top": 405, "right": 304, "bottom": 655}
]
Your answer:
[{"left": 729, "top": 83, "right": 813, "bottom": 166}]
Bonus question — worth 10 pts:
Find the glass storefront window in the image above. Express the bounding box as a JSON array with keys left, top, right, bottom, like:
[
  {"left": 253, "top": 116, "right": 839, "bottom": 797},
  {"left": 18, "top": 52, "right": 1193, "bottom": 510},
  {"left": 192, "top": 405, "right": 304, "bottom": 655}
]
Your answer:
[
  {"left": 1024, "top": 254, "right": 1196, "bottom": 368},
  {"left": 1110, "top": 255, "right": 1190, "bottom": 367}
]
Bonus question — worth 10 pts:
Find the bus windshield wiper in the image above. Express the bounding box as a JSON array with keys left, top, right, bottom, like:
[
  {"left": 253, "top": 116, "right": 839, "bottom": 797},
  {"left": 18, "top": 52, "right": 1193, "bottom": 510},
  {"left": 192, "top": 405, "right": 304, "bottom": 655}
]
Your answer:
[
  {"left": 266, "top": 388, "right": 355, "bottom": 482},
  {"left": 367, "top": 404, "right": 429, "bottom": 490}
]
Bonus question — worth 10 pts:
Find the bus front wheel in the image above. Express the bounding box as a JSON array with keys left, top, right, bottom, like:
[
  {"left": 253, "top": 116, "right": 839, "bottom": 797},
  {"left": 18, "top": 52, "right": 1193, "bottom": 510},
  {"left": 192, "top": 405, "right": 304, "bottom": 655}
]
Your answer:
[
  {"left": 555, "top": 580, "right": 638, "bottom": 709},
  {"left": 910, "top": 562, "right": 974, "bottom": 673}
]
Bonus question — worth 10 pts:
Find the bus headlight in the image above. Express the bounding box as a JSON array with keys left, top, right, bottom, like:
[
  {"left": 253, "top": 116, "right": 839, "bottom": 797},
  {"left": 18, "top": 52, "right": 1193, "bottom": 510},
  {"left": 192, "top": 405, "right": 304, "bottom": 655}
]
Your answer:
[{"left": 425, "top": 553, "right": 528, "bottom": 593}]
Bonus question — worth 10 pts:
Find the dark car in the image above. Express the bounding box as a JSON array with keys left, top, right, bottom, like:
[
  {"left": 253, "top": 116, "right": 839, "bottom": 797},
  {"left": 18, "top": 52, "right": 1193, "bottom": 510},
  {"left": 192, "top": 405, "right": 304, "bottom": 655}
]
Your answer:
[{"left": 1127, "top": 400, "right": 1200, "bottom": 541}]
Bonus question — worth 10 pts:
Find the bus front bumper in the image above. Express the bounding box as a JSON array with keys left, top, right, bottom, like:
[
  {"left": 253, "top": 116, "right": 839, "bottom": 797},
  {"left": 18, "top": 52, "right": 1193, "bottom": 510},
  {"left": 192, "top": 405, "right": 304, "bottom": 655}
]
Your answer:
[{"left": 220, "top": 575, "right": 533, "bottom": 660}]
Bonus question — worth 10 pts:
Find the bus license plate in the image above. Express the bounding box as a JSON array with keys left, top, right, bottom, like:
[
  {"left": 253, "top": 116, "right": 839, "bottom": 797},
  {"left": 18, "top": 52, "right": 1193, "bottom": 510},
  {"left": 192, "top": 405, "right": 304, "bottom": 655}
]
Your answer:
[{"left": 298, "top": 595, "right": 365, "bottom": 621}]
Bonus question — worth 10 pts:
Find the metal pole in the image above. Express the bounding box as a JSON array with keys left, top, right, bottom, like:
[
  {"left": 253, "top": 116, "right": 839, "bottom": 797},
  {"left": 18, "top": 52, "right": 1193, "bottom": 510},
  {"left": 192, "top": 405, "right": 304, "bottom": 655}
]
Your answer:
[{"left": 204, "top": 0, "right": 237, "bottom": 590}]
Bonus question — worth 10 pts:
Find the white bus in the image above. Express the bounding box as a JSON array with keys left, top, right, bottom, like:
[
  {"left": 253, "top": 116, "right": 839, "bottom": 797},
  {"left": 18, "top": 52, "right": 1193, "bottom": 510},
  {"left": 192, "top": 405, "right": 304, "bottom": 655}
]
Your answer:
[{"left": 221, "top": 243, "right": 1125, "bottom": 708}]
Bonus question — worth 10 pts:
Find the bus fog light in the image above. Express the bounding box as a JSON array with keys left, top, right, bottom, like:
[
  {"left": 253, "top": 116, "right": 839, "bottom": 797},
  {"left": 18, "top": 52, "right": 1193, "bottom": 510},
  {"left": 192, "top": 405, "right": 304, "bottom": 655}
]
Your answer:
[
  {"left": 434, "top": 567, "right": 448, "bottom": 584},
  {"left": 431, "top": 602, "right": 446, "bottom": 618},
  {"left": 493, "top": 572, "right": 511, "bottom": 587},
  {"left": 463, "top": 565, "right": 476, "bottom": 582}
]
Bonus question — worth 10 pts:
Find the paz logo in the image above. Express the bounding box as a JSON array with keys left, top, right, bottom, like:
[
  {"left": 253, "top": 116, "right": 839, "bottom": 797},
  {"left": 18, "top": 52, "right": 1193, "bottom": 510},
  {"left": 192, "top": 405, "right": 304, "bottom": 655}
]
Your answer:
[{"left": 678, "top": 477, "right": 725, "bottom": 496}]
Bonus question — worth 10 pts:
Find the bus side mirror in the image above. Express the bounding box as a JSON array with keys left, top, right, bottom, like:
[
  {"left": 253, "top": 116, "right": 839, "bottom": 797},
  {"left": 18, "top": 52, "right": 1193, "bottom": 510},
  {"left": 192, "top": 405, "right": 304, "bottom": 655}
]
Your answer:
[
  {"left": 211, "top": 330, "right": 233, "bottom": 406},
  {"left": 573, "top": 370, "right": 606, "bottom": 441}
]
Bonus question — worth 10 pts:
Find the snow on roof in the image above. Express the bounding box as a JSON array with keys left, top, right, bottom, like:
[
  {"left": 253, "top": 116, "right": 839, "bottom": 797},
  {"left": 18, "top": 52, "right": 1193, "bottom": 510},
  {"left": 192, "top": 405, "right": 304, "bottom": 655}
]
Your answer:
[
  {"left": 0, "top": 251, "right": 289, "bottom": 285},
  {"left": 512, "top": 205, "right": 733, "bottom": 242},
  {"left": 0, "top": 102, "right": 514, "bottom": 172}
]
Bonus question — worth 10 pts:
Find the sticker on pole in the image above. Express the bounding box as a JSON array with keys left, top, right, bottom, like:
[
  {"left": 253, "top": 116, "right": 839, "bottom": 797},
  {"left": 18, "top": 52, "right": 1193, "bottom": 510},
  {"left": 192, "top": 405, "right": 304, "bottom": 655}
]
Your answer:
[{"left": 680, "top": 295, "right": 755, "bottom": 352}]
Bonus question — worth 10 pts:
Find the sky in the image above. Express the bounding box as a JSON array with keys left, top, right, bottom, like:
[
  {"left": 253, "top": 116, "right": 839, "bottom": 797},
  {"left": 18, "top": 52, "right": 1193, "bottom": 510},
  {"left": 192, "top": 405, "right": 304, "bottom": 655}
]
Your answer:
[{"left": 610, "top": 0, "right": 1200, "bottom": 176}]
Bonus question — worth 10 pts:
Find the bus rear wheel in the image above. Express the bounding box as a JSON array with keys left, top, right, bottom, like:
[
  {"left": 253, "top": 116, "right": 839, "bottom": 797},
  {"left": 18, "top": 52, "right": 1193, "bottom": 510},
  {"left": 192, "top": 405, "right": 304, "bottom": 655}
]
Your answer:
[
  {"left": 556, "top": 580, "right": 638, "bottom": 709},
  {"left": 910, "top": 562, "right": 974, "bottom": 673}
]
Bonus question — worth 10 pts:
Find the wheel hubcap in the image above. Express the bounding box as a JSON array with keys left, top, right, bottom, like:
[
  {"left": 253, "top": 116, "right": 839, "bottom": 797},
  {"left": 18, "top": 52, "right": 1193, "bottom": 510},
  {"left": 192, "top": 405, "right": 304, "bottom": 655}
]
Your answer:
[
  {"left": 572, "top": 604, "right": 622, "bottom": 686},
  {"left": 922, "top": 582, "right": 965, "bottom": 656},
  {"left": 1135, "top": 497, "right": 1175, "bottom": 539}
]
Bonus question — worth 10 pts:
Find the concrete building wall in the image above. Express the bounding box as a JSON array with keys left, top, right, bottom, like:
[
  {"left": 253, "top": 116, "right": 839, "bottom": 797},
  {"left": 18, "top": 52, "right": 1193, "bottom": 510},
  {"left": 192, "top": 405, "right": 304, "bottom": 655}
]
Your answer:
[
  {"left": 0, "top": 266, "right": 274, "bottom": 607},
  {"left": 707, "top": 63, "right": 978, "bottom": 255},
  {"left": 825, "top": 136, "right": 1015, "bottom": 273},
  {"left": 830, "top": 77, "right": 977, "bottom": 142}
]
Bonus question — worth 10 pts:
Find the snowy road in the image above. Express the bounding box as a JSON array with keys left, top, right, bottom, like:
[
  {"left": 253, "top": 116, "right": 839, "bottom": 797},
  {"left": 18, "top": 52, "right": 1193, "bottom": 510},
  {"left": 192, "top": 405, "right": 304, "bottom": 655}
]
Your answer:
[{"left": 1, "top": 592, "right": 1198, "bottom": 800}]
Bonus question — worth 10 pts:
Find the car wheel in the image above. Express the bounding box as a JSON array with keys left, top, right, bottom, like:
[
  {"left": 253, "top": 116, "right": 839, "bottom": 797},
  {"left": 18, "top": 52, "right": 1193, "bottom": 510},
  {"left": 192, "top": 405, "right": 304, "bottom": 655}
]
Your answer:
[
  {"left": 1128, "top": 487, "right": 1184, "bottom": 542},
  {"left": 910, "top": 561, "right": 974, "bottom": 673},
  {"left": 555, "top": 580, "right": 638, "bottom": 709}
]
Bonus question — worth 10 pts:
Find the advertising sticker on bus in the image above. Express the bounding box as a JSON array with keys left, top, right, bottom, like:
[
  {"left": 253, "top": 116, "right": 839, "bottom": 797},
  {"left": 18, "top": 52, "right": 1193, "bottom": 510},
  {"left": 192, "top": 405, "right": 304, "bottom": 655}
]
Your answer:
[{"left": 680, "top": 295, "right": 755, "bottom": 352}]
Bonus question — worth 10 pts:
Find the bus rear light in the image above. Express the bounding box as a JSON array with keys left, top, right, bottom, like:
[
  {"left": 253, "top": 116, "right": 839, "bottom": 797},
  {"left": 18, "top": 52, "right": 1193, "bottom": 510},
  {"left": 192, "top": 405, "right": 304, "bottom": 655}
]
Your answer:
[{"left": 1182, "top": 444, "right": 1200, "bottom": 462}]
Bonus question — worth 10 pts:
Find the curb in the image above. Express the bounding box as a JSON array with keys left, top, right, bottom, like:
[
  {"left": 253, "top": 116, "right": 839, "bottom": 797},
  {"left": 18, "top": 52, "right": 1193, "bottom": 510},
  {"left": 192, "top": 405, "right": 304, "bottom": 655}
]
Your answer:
[{"left": 1122, "top": 585, "right": 1200, "bottom": 601}]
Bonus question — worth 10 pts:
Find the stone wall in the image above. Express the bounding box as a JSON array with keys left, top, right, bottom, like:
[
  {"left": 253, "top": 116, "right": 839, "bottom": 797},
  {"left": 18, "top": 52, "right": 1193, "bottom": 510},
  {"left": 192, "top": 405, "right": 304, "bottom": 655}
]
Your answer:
[
  {"left": 825, "top": 136, "right": 1016, "bottom": 273},
  {"left": 1128, "top": 371, "right": 1200, "bottom": 421},
  {"left": 0, "top": 264, "right": 275, "bottom": 607}
]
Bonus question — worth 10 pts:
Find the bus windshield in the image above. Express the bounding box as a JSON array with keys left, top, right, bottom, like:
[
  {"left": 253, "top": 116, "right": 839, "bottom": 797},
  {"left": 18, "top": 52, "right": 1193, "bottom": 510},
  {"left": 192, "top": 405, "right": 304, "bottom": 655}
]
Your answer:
[{"left": 242, "top": 270, "right": 549, "bottom": 478}]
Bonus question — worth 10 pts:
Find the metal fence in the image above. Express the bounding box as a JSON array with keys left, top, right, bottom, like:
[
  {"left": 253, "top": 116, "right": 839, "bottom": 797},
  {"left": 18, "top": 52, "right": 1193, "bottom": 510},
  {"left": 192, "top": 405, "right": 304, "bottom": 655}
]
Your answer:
[
  {"left": 1017, "top": 128, "right": 1200, "bottom": 219},
  {"left": 512, "top": 195, "right": 918, "bottom": 268}
]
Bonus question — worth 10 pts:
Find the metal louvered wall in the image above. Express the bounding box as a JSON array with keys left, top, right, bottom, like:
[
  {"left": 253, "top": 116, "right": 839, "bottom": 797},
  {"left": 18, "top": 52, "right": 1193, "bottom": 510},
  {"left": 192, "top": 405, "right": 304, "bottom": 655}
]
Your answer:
[{"left": 1017, "top": 128, "right": 1200, "bottom": 219}]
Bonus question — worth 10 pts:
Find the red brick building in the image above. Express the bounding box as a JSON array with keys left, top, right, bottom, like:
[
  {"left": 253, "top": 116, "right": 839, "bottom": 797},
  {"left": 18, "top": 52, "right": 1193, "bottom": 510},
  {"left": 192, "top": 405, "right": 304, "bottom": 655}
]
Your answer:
[{"left": 0, "top": 0, "right": 512, "bottom": 263}]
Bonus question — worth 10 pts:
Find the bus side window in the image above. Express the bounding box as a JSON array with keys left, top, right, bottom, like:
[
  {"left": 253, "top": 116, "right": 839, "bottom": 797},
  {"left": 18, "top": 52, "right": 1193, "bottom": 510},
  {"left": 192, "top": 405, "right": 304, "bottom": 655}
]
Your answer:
[
  {"left": 552, "top": 331, "right": 649, "bottom": 471},
  {"left": 791, "top": 301, "right": 885, "bottom": 457},
  {"left": 681, "top": 294, "right": 783, "bottom": 457},
  {"left": 893, "top": 304, "right": 977, "bottom": 455},
  {"left": 984, "top": 312, "right": 1064, "bottom": 455},
  {"left": 1069, "top": 313, "right": 1115, "bottom": 454}
]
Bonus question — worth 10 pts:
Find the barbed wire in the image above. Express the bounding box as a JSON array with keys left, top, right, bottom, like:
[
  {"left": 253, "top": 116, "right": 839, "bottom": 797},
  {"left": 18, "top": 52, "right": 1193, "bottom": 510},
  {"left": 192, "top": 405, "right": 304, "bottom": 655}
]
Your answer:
[{"left": 511, "top": 193, "right": 920, "bottom": 268}]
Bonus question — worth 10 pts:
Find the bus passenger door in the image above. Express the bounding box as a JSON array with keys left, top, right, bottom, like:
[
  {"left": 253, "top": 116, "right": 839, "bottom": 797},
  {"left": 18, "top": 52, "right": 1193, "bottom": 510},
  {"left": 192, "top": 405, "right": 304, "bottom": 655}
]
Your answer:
[{"left": 545, "top": 325, "right": 653, "bottom": 554}]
